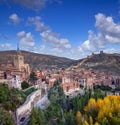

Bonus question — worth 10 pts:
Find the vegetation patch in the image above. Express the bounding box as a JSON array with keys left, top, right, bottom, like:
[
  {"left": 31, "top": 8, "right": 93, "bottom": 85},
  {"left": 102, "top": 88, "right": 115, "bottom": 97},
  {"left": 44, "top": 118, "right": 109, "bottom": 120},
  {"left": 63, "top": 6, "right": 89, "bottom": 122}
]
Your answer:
[
  {"left": 0, "top": 83, "right": 31, "bottom": 125},
  {"left": 29, "top": 82, "right": 120, "bottom": 125}
]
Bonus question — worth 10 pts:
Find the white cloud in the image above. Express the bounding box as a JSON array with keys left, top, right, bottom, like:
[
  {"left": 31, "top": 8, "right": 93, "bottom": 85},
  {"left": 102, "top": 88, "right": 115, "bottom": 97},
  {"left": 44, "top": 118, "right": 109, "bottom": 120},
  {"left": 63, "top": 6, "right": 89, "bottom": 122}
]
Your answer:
[
  {"left": 40, "top": 30, "right": 71, "bottom": 52},
  {"left": 26, "top": 14, "right": 72, "bottom": 55},
  {"left": 17, "top": 31, "right": 35, "bottom": 47},
  {"left": 95, "top": 13, "right": 120, "bottom": 43},
  {"left": 27, "top": 16, "right": 48, "bottom": 31},
  {"left": 1, "top": 0, "right": 62, "bottom": 11},
  {"left": 9, "top": 13, "right": 120, "bottom": 59},
  {"left": 40, "top": 44, "right": 46, "bottom": 51},
  {"left": 51, "top": 47, "right": 63, "bottom": 53},
  {"left": 105, "top": 35, "right": 120, "bottom": 43},
  {"left": 9, "top": 13, "right": 20, "bottom": 25},
  {"left": 0, "top": 43, "right": 11, "bottom": 50},
  {"left": 3, "top": 0, "right": 46, "bottom": 11},
  {"left": 60, "top": 39, "right": 71, "bottom": 49},
  {"left": 17, "top": 31, "right": 25, "bottom": 38},
  {"left": 104, "top": 48, "right": 120, "bottom": 54},
  {"left": 78, "top": 30, "right": 105, "bottom": 52},
  {"left": 78, "top": 13, "right": 120, "bottom": 54}
]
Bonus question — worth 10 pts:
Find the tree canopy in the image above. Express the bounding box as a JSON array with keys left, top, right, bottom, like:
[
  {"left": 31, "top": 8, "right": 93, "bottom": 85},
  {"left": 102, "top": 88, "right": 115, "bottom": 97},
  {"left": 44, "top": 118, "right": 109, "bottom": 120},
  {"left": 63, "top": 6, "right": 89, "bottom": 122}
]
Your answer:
[
  {"left": 29, "top": 71, "right": 38, "bottom": 85},
  {"left": 0, "top": 83, "right": 27, "bottom": 125},
  {"left": 21, "top": 81, "right": 30, "bottom": 89},
  {"left": 48, "top": 81, "right": 65, "bottom": 103},
  {"left": 30, "top": 86, "right": 120, "bottom": 125}
]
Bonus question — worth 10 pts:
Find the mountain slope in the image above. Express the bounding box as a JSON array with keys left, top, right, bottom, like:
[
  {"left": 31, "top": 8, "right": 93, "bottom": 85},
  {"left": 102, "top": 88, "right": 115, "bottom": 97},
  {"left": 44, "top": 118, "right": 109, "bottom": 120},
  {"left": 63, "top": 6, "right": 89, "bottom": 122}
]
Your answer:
[
  {"left": 72, "top": 52, "right": 120, "bottom": 74},
  {"left": 0, "top": 50, "right": 75, "bottom": 69},
  {"left": 0, "top": 50, "right": 120, "bottom": 74}
]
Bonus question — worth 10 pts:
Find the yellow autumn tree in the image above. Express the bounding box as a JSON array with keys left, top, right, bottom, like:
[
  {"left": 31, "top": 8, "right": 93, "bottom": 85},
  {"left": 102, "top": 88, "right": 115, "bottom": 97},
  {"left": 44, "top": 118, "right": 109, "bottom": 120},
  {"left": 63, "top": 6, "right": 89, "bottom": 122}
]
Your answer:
[
  {"left": 84, "top": 95, "right": 120, "bottom": 124},
  {"left": 83, "top": 120, "right": 89, "bottom": 125},
  {"left": 89, "top": 116, "right": 93, "bottom": 125},
  {"left": 97, "top": 95, "right": 120, "bottom": 124},
  {"left": 94, "top": 122, "right": 100, "bottom": 125},
  {"left": 85, "top": 98, "right": 97, "bottom": 111},
  {"left": 84, "top": 98, "right": 98, "bottom": 118},
  {"left": 96, "top": 98, "right": 103, "bottom": 110},
  {"left": 76, "top": 111, "right": 82, "bottom": 125}
]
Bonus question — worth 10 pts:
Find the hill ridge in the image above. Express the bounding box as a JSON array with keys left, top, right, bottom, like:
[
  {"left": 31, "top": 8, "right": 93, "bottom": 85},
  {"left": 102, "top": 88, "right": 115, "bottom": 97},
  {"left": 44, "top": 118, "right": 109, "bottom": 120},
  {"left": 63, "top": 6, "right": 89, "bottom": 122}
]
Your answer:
[
  {"left": 0, "top": 50, "right": 75, "bottom": 69},
  {"left": 73, "top": 52, "right": 120, "bottom": 74}
]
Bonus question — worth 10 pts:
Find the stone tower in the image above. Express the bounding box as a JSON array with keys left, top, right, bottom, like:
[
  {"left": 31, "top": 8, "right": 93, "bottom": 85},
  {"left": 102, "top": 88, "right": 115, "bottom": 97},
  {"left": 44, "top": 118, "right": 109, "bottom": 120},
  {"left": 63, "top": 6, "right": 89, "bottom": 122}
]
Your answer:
[{"left": 13, "top": 44, "right": 24, "bottom": 71}]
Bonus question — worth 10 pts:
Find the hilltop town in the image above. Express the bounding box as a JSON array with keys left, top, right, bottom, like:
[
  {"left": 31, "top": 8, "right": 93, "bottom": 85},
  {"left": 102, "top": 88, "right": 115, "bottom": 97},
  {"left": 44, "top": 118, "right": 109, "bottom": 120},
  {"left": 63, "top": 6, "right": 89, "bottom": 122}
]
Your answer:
[
  {"left": 0, "top": 49, "right": 120, "bottom": 90},
  {"left": 0, "top": 49, "right": 120, "bottom": 125}
]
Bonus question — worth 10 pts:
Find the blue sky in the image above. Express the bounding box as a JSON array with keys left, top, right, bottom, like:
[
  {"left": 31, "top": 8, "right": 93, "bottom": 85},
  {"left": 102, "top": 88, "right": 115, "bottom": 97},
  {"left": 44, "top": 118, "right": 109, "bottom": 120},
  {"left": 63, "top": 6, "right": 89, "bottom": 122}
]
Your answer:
[{"left": 0, "top": 0, "right": 120, "bottom": 59}]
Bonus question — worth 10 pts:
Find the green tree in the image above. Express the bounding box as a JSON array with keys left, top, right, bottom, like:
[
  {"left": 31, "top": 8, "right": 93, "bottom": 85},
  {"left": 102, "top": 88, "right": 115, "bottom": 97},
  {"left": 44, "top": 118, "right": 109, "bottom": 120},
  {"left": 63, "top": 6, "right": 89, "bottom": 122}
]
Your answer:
[
  {"left": 0, "top": 84, "right": 9, "bottom": 103},
  {"left": 0, "top": 110, "right": 14, "bottom": 125},
  {"left": 21, "top": 81, "right": 30, "bottom": 89},
  {"left": 29, "top": 108, "right": 47, "bottom": 125},
  {"left": 64, "top": 110, "right": 76, "bottom": 125},
  {"left": 101, "top": 117, "right": 110, "bottom": 125},
  {"left": 4, "top": 101, "right": 13, "bottom": 111},
  {"left": 72, "top": 92, "right": 90, "bottom": 113},
  {"left": 91, "top": 89, "right": 105, "bottom": 100},
  {"left": 0, "top": 84, "right": 26, "bottom": 111},
  {"left": 29, "top": 71, "right": 38, "bottom": 85},
  {"left": 48, "top": 81, "right": 66, "bottom": 123},
  {"left": 48, "top": 81, "right": 65, "bottom": 103}
]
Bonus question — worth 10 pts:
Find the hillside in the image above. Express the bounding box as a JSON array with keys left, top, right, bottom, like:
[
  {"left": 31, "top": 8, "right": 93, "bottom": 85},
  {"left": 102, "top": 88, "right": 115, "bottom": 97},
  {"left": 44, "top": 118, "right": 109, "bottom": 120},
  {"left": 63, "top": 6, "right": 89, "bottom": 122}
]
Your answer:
[
  {"left": 72, "top": 52, "right": 120, "bottom": 74},
  {"left": 0, "top": 50, "right": 120, "bottom": 74},
  {"left": 0, "top": 50, "right": 75, "bottom": 69}
]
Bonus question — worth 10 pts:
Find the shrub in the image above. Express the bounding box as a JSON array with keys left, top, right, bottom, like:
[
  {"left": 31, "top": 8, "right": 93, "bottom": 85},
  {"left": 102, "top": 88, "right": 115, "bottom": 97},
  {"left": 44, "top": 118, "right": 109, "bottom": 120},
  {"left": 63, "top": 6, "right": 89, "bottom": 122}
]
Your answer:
[{"left": 21, "top": 81, "right": 30, "bottom": 89}]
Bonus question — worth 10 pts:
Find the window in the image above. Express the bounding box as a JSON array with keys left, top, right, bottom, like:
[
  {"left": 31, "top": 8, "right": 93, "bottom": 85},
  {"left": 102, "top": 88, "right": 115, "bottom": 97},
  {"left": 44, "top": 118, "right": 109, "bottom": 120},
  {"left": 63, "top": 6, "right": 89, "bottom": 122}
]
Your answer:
[{"left": 20, "top": 57, "right": 22, "bottom": 60}]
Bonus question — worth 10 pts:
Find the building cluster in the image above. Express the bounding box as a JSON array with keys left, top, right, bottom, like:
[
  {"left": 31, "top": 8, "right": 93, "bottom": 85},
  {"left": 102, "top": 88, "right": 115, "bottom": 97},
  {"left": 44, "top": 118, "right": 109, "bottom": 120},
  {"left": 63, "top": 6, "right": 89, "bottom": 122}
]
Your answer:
[
  {"left": 34, "top": 68, "right": 120, "bottom": 94},
  {"left": 0, "top": 50, "right": 30, "bottom": 89},
  {"left": 0, "top": 49, "right": 120, "bottom": 94}
]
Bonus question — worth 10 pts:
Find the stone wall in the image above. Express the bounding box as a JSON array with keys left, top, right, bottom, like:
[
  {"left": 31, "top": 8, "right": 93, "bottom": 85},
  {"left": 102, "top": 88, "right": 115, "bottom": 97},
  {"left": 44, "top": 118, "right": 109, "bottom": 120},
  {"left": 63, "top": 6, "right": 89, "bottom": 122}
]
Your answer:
[{"left": 16, "top": 89, "right": 41, "bottom": 125}]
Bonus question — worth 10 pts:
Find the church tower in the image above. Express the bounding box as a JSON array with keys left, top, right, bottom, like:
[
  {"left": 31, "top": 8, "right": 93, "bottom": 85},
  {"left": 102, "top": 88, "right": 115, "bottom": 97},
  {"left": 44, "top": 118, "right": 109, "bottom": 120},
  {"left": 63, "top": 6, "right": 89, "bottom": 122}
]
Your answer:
[{"left": 13, "top": 44, "right": 24, "bottom": 71}]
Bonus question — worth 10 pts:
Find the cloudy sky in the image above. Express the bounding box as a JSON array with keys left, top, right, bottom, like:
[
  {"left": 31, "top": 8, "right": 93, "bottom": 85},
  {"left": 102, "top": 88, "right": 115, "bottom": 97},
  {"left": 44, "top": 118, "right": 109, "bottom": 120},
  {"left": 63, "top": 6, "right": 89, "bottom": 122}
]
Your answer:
[{"left": 0, "top": 0, "right": 120, "bottom": 59}]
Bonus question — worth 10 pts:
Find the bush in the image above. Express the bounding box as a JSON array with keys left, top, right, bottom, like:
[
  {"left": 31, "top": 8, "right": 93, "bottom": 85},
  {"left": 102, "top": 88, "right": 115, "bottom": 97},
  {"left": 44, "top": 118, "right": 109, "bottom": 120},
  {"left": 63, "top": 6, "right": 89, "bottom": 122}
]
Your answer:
[
  {"left": 94, "top": 85, "right": 112, "bottom": 91},
  {"left": 24, "top": 87, "right": 36, "bottom": 96},
  {"left": 21, "top": 81, "right": 30, "bottom": 89},
  {"left": 4, "top": 101, "right": 13, "bottom": 111}
]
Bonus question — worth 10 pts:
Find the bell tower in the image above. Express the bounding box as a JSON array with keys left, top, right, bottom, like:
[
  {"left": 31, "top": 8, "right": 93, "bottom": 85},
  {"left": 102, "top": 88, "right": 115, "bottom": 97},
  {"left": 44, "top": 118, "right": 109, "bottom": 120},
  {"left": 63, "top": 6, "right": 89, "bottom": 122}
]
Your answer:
[{"left": 13, "top": 44, "right": 24, "bottom": 71}]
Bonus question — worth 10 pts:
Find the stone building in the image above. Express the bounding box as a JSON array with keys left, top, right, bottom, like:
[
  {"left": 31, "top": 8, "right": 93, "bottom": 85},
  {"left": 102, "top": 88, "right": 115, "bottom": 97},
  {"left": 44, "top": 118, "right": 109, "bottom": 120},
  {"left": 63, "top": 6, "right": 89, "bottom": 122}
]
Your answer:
[
  {"left": 0, "top": 47, "right": 30, "bottom": 88},
  {"left": 13, "top": 50, "right": 30, "bottom": 74}
]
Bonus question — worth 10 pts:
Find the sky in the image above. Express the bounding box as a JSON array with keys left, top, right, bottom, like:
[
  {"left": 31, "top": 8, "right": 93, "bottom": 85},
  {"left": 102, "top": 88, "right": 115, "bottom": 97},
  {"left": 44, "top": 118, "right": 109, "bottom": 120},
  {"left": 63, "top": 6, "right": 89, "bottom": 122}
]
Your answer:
[{"left": 0, "top": 0, "right": 120, "bottom": 59}]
